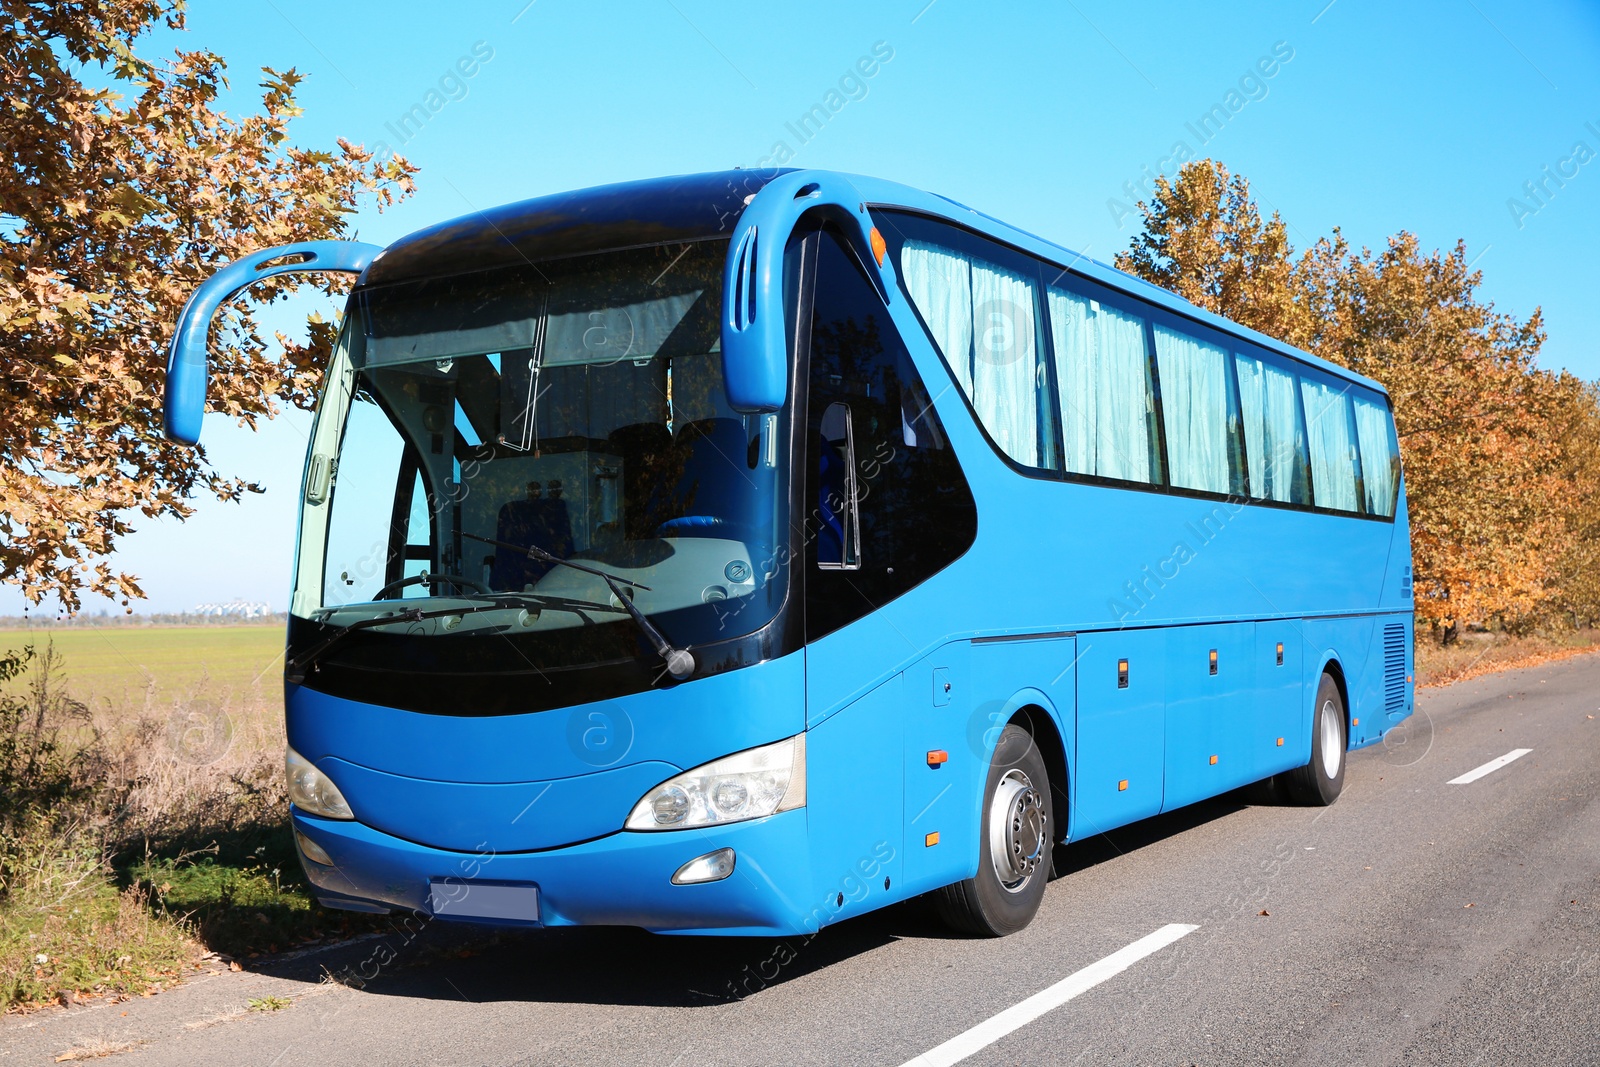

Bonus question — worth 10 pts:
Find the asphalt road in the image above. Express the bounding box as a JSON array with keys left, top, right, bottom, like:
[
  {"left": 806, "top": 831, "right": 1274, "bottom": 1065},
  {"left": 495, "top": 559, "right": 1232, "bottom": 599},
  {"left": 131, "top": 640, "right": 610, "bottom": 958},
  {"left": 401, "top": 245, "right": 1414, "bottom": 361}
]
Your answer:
[{"left": 8, "top": 652, "right": 1600, "bottom": 1066}]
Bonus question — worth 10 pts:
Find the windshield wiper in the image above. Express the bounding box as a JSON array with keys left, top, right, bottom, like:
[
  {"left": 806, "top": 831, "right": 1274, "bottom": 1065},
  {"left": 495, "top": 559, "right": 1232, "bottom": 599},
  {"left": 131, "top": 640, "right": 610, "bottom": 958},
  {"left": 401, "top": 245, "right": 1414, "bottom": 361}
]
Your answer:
[
  {"left": 462, "top": 532, "right": 695, "bottom": 679},
  {"left": 285, "top": 598, "right": 546, "bottom": 684}
]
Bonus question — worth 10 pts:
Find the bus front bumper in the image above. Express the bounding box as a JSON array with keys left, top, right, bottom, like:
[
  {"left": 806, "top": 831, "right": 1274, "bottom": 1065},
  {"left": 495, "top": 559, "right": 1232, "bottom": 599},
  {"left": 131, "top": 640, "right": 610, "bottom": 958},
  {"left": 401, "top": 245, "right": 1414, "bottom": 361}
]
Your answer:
[{"left": 291, "top": 806, "right": 815, "bottom": 937}]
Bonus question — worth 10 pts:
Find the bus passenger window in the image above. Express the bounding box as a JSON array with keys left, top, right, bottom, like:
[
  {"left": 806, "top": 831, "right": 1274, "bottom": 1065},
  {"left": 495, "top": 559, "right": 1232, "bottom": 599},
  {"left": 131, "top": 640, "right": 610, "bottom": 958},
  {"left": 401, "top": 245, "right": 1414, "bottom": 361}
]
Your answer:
[
  {"left": 1353, "top": 394, "right": 1400, "bottom": 518},
  {"left": 1047, "top": 286, "right": 1163, "bottom": 485},
  {"left": 1300, "top": 378, "right": 1360, "bottom": 512},
  {"left": 889, "top": 216, "right": 1056, "bottom": 473},
  {"left": 1151, "top": 323, "right": 1242, "bottom": 496},
  {"left": 1235, "top": 351, "right": 1311, "bottom": 505}
]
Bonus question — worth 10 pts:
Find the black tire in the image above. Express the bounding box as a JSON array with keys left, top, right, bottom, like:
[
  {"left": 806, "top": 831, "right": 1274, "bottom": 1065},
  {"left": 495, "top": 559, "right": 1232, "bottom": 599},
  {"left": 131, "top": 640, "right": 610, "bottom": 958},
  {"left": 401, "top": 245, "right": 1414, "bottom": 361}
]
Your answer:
[
  {"left": 1279, "top": 672, "right": 1347, "bottom": 805},
  {"left": 935, "top": 723, "right": 1053, "bottom": 936}
]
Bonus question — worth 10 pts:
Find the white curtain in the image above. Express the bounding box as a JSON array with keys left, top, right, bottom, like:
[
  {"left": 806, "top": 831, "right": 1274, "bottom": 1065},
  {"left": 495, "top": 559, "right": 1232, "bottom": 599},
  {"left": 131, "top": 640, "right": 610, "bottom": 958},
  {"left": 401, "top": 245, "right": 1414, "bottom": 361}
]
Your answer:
[
  {"left": 1234, "top": 353, "right": 1303, "bottom": 503},
  {"left": 903, "top": 240, "right": 1040, "bottom": 467},
  {"left": 1300, "top": 379, "right": 1359, "bottom": 512},
  {"left": 970, "top": 261, "right": 1038, "bottom": 466},
  {"left": 1353, "top": 396, "right": 1398, "bottom": 517},
  {"left": 1153, "top": 324, "right": 1231, "bottom": 494},
  {"left": 901, "top": 242, "right": 973, "bottom": 394},
  {"left": 1048, "top": 287, "right": 1156, "bottom": 483}
]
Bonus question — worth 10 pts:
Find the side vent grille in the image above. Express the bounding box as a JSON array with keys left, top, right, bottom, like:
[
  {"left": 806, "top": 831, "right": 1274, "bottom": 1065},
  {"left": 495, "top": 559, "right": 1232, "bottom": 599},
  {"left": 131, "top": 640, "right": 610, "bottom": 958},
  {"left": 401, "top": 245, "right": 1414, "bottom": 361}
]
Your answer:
[
  {"left": 1383, "top": 623, "right": 1406, "bottom": 712},
  {"left": 729, "top": 227, "right": 758, "bottom": 330}
]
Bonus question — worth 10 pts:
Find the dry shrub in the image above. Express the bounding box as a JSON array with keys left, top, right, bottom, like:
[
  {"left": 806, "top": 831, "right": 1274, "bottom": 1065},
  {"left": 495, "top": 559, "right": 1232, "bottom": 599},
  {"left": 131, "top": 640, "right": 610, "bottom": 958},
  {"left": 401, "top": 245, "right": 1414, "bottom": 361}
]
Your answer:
[
  {"left": 97, "top": 682, "right": 286, "bottom": 850},
  {"left": 0, "top": 645, "right": 100, "bottom": 834},
  {"left": 0, "top": 640, "right": 286, "bottom": 854},
  {"left": 1, "top": 640, "right": 288, "bottom": 1011}
]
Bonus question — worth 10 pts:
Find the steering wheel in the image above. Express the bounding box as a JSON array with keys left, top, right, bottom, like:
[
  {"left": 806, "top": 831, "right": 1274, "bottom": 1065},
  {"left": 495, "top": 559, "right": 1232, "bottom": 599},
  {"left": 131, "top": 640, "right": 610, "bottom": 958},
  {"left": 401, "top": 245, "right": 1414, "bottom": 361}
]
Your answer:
[{"left": 373, "top": 572, "right": 493, "bottom": 601}]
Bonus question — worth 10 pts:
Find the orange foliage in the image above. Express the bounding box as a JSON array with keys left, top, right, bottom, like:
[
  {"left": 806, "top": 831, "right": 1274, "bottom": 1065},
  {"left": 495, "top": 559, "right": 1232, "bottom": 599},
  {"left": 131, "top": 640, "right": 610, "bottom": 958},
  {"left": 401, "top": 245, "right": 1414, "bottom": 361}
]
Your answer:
[
  {"left": 1118, "top": 160, "right": 1598, "bottom": 639},
  {"left": 0, "top": 1, "right": 416, "bottom": 611}
]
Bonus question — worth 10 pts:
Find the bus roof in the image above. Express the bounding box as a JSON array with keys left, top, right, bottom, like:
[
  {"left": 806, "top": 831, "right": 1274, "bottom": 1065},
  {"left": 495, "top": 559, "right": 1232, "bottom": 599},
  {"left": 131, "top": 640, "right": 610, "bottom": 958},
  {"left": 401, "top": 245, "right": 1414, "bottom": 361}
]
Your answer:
[
  {"left": 365, "top": 167, "right": 1385, "bottom": 397},
  {"left": 361, "top": 169, "right": 792, "bottom": 288}
]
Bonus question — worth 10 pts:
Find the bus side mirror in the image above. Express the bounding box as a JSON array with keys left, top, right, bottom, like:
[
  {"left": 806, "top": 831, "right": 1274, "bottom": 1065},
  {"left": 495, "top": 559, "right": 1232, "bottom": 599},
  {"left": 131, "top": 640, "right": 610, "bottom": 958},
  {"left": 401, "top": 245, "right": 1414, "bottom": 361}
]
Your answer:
[
  {"left": 721, "top": 171, "right": 894, "bottom": 413},
  {"left": 164, "top": 239, "right": 383, "bottom": 445}
]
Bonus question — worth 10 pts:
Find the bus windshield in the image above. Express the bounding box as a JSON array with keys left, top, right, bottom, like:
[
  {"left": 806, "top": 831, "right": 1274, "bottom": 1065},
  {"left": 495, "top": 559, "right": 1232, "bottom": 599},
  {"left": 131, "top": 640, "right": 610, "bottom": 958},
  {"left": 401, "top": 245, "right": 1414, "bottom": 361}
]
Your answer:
[{"left": 290, "top": 239, "right": 789, "bottom": 673}]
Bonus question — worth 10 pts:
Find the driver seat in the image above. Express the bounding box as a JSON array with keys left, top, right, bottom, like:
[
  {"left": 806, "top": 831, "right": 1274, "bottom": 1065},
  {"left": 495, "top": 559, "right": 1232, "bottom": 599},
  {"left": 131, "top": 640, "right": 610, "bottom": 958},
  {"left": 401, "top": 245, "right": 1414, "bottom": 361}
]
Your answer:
[{"left": 490, "top": 490, "right": 573, "bottom": 590}]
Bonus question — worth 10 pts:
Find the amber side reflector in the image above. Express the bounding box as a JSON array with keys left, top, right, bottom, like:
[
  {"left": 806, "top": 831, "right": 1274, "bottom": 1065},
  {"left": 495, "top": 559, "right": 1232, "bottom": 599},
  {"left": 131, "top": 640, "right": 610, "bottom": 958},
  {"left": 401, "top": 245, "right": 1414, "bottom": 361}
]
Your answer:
[
  {"left": 869, "top": 226, "right": 887, "bottom": 266},
  {"left": 1209, "top": 754, "right": 1219, "bottom": 765},
  {"left": 1276, "top": 737, "right": 1284, "bottom": 747},
  {"left": 1117, "top": 779, "right": 1129, "bottom": 791},
  {"left": 926, "top": 749, "right": 949, "bottom": 767},
  {"left": 1276, "top": 642, "right": 1284, "bottom": 666},
  {"left": 1353, "top": 717, "right": 1360, "bottom": 726},
  {"left": 1117, "top": 659, "right": 1129, "bottom": 688},
  {"left": 924, "top": 831, "right": 940, "bottom": 847}
]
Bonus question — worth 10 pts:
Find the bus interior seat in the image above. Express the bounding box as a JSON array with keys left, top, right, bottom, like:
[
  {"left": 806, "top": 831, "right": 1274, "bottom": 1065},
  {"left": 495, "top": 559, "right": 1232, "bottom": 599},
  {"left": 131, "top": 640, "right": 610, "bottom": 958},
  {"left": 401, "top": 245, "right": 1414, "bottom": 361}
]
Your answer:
[
  {"left": 491, "top": 487, "right": 574, "bottom": 590},
  {"left": 657, "top": 418, "right": 752, "bottom": 538}
]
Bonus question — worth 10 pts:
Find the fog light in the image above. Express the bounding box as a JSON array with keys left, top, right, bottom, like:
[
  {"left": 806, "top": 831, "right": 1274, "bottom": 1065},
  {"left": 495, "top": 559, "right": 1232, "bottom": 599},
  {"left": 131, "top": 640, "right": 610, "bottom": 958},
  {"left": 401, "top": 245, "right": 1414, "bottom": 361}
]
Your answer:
[
  {"left": 295, "top": 828, "right": 334, "bottom": 867},
  {"left": 671, "top": 847, "right": 736, "bottom": 885}
]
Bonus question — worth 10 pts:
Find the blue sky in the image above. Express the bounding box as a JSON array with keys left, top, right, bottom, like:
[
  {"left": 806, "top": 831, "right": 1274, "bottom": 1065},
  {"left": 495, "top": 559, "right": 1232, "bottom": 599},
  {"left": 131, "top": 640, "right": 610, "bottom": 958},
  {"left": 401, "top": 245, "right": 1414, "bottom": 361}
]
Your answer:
[{"left": 9, "top": 0, "right": 1599, "bottom": 616}]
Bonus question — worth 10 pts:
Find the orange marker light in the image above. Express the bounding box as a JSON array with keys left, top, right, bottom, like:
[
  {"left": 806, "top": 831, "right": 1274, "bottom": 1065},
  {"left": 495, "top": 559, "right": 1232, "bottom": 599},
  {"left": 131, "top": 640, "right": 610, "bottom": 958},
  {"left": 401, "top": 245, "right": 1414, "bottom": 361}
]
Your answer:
[
  {"left": 1353, "top": 718, "right": 1360, "bottom": 726},
  {"left": 1276, "top": 737, "right": 1285, "bottom": 747},
  {"left": 925, "top": 831, "right": 940, "bottom": 847},
  {"left": 1209, "top": 754, "right": 1219, "bottom": 765},
  {"left": 1117, "top": 779, "right": 1129, "bottom": 791},
  {"left": 869, "top": 226, "right": 887, "bottom": 266},
  {"left": 926, "top": 749, "right": 949, "bottom": 767}
]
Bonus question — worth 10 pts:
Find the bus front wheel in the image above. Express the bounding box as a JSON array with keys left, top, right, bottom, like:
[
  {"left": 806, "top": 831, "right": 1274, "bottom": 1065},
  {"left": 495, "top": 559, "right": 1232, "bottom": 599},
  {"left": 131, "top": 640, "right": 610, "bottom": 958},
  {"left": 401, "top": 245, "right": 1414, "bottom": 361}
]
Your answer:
[
  {"left": 935, "top": 724, "right": 1052, "bottom": 936},
  {"left": 1279, "top": 672, "right": 1347, "bottom": 805}
]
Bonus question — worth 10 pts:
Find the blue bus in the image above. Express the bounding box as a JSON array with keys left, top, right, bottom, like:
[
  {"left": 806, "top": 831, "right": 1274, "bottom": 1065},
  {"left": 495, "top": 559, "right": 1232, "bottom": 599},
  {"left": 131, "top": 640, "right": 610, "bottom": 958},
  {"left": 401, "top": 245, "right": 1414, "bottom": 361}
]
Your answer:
[{"left": 165, "top": 169, "right": 1414, "bottom": 937}]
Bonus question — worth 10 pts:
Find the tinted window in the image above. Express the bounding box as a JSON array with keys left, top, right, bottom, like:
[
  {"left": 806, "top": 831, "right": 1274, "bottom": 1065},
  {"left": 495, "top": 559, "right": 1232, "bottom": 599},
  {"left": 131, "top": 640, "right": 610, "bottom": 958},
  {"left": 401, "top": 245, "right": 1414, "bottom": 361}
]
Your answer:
[
  {"left": 1047, "top": 281, "right": 1163, "bottom": 485},
  {"left": 1235, "top": 349, "right": 1312, "bottom": 505},
  {"left": 1151, "top": 320, "right": 1244, "bottom": 495},
  {"left": 1300, "top": 376, "right": 1360, "bottom": 512},
  {"left": 882, "top": 213, "right": 1056, "bottom": 472},
  {"left": 803, "top": 227, "right": 977, "bottom": 641},
  {"left": 1353, "top": 393, "right": 1400, "bottom": 517}
]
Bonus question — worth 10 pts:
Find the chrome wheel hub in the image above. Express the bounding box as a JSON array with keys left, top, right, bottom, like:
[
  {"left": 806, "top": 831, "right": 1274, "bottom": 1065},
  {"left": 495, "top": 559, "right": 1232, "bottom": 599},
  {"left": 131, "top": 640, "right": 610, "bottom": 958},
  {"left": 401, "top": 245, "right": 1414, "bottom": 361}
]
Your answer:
[
  {"left": 988, "top": 769, "right": 1047, "bottom": 893},
  {"left": 1319, "top": 698, "right": 1342, "bottom": 780}
]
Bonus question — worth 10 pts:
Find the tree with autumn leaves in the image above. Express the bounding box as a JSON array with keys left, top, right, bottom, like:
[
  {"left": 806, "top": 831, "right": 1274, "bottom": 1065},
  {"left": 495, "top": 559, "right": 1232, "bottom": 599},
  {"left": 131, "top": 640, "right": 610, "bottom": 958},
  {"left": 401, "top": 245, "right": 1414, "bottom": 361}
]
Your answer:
[
  {"left": 0, "top": 0, "right": 414, "bottom": 612},
  {"left": 1119, "top": 160, "right": 1600, "bottom": 642}
]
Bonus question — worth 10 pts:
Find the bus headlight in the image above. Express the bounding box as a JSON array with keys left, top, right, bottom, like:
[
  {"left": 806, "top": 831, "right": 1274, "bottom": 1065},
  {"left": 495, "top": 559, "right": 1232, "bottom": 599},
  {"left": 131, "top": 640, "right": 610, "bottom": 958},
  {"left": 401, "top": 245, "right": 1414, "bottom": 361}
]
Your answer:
[
  {"left": 626, "top": 734, "right": 806, "bottom": 831},
  {"left": 286, "top": 747, "right": 354, "bottom": 820}
]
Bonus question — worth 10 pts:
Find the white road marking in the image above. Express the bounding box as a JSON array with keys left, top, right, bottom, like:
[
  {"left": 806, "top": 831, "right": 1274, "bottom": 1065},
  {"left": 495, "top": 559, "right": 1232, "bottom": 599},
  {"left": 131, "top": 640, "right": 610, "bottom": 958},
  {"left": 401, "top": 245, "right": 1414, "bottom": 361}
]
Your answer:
[
  {"left": 896, "top": 923, "right": 1198, "bottom": 1067},
  {"left": 1448, "top": 748, "right": 1532, "bottom": 785}
]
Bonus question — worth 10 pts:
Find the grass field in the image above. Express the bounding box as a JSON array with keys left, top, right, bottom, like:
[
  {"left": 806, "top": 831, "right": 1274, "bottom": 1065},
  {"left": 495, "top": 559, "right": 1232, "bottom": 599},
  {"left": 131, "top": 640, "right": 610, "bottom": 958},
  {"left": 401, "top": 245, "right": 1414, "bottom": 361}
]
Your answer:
[{"left": 0, "top": 625, "right": 285, "bottom": 712}]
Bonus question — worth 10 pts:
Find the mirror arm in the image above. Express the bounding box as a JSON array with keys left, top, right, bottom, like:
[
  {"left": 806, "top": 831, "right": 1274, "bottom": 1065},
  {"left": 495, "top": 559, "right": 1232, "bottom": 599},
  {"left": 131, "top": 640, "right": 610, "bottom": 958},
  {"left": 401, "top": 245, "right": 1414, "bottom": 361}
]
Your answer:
[{"left": 164, "top": 240, "right": 383, "bottom": 445}]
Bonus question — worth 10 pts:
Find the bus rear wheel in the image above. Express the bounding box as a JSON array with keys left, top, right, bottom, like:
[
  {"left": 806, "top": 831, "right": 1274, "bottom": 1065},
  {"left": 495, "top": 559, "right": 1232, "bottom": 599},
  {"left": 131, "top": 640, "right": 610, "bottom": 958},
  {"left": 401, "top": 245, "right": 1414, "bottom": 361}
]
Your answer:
[
  {"left": 1279, "top": 672, "right": 1347, "bottom": 805},
  {"left": 935, "top": 724, "right": 1052, "bottom": 937}
]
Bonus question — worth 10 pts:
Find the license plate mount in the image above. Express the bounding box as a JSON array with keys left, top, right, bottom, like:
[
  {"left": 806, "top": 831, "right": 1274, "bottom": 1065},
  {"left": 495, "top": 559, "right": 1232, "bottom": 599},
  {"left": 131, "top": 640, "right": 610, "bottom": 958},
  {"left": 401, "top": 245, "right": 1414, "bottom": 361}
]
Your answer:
[{"left": 428, "top": 879, "right": 542, "bottom": 924}]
